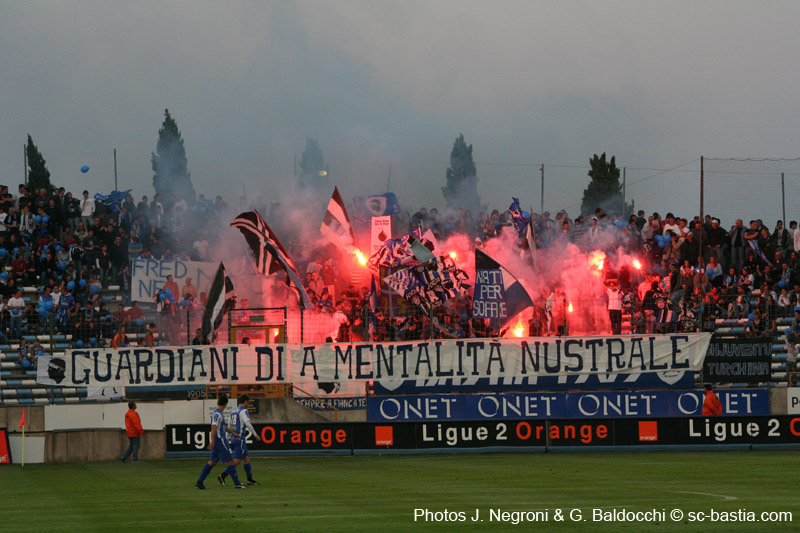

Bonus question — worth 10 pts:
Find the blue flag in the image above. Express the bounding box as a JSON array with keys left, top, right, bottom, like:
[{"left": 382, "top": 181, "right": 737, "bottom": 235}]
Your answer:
[
  {"left": 94, "top": 190, "right": 132, "bottom": 212},
  {"left": 507, "top": 197, "right": 530, "bottom": 238}
]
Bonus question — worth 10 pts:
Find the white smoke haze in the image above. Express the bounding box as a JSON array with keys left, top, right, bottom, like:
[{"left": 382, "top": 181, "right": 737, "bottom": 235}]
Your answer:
[{"left": 208, "top": 175, "right": 649, "bottom": 341}]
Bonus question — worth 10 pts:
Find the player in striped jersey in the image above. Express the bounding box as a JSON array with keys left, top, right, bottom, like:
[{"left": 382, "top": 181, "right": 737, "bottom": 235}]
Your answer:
[
  {"left": 195, "top": 394, "right": 246, "bottom": 490},
  {"left": 218, "top": 394, "right": 261, "bottom": 486}
]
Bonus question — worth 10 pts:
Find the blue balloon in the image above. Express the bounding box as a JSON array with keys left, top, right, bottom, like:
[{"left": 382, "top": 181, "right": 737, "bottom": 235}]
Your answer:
[
  {"left": 11, "top": 308, "right": 20, "bottom": 315},
  {"left": 69, "top": 244, "right": 74, "bottom": 249},
  {"left": 55, "top": 245, "right": 62, "bottom": 252},
  {"left": 22, "top": 359, "right": 30, "bottom": 368},
  {"left": 159, "top": 293, "right": 167, "bottom": 301},
  {"left": 58, "top": 263, "right": 67, "bottom": 270},
  {"left": 38, "top": 307, "right": 49, "bottom": 316},
  {"left": 42, "top": 215, "right": 50, "bottom": 223},
  {"left": 79, "top": 279, "right": 87, "bottom": 287},
  {"left": 614, "top": 220, "right": 626, "bottom": 228},
  {"left": 0, "top": 249, "right": 6, "bottom": 256},
  {"left": 34, "top": 215, "right": 42, "bottom": 223},
  {"left": 779, "top": 280, "right": 786, "bottom": 288},
  {"left": 748, "top": 313, "right": 755, "bottom": 321},
  {"left": 43, "top": 245, "right": 49, "bottom": 251},
  {"left": 90, "top": 337, "right": 97, "bottom": 345},
  {"left": 76, "top": 340, "right": 84, "bottom": 348},
  {"left": 91, "top": 284, "right": 100, "bottom": 294},
  {"left": 44, "top": 301, "right": 53, "bottom": 311},
  {"left": 135, "top": 318, "right": 144, "bottom": 326},
  {"left": 165, "top": 288, "right": 173, "bottom": 295},
  {"left": 36, "top": 351, "right": 43, "bottom": 356},
  {"left": 81, "top": 165, "right": 90, "bottom": 173},
  {"left": 0, "top": 272, "right": 8, "bottom": 280},
  {"left": 67, "top": 281, "right": 76, "bottom": 291},
  {"left": 13, "top": 247, "right": 19, "bottom": 254},
  {"left": 40, "top": 254, "right": 47, "bottom": 261},
  {"left": 168, "top": 295, "right": 176, "bottom": 303}
]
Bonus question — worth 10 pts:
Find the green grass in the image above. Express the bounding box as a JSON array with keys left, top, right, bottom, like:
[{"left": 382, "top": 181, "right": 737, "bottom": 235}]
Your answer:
[{"left": 2, "top": 451, "right": 799, "bottom": 532}]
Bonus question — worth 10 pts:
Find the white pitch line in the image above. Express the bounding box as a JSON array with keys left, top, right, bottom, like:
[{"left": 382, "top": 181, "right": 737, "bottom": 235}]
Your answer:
[{"left": 674, "top": 491, "right": 738, "bottom": 501}]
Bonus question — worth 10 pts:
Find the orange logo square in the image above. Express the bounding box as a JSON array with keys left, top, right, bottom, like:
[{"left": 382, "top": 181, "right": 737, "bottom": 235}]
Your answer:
[
  {"left": 638, "top": 421, "right": 658, "bottom": 442},
  {"left": 375, "top": 425, "right": 394, "bottom": 446}
]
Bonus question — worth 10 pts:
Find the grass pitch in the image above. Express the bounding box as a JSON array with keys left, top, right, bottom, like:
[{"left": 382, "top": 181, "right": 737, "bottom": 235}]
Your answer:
[{"left": 2, "top": 451, "right": 798, "bottom": 532}]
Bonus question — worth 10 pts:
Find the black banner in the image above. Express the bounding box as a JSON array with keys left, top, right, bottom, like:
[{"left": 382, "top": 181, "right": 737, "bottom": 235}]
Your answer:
[
  {"left": 167, "top": 416, "right": 800, "bottom": 453},
  {"left": 614, "top": 416, "right": 800, "bottom": 446},
  {"left": 703, "top": 336, "right": 773, "bottom": 383},
  {"left": 167, "top": 423, "right": 352, "bottom": 452}
]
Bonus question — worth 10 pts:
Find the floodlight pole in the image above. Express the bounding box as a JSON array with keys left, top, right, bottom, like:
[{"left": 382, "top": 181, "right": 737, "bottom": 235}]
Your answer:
[
  {"left": 114, "top": 149, "right": 118, "bottom": 191},
  {"left": 699, "top": 156, "right": 704, "bottom": 253},
  {"left": 540, "top": 164, "right": 544, "bottom": 213},
  {"left": 622, "top": 167, "right": 626, "bottom": 214},
  {"left": 781, "top": 173, "right": 786, "bottom": 225}
]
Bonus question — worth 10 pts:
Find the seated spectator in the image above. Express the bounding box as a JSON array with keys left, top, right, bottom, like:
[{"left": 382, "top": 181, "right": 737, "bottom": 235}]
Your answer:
[
  {"left": 125, "top": 301, "right": 144, "bottom": 329},
  {"left": 112, "top": 324, "right": 129, "bottom": 348},
  {"left": 181, "top": 277, "right": 197, "bottom": 300},
  {"left": 16, "top": 338, "right": 36, "bottom": 369}
]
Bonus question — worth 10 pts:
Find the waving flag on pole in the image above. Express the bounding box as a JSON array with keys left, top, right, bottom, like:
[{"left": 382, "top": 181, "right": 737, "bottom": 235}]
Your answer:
[
  {"left": 507, "top": 197, "right": 530, "bottom": 237},
  {"left": 202, "top": 262, "right": 236, "bottom": 342},
  {"left": 94, "top": 190, "right": 133, "bottom": 213},
  {"left": 231, "top": 210, "right": 312, "bottom": 309},
  {"left": 474, "top": 249, "right": 533, "bottom": 322},
  {"left": 320, "top": 186, "right": 357, "bottom": 251}
]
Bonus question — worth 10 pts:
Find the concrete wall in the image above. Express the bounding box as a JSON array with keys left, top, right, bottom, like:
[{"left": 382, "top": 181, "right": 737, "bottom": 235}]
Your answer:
[
  {"left": 44, "top": 430, "right": 166, "bottom": 463},
  {"left": 770, "top": 387, "right": 788, "bottom": 415},
  {"left": 0, "top": 400, "right": 363, "bottom": 463}
]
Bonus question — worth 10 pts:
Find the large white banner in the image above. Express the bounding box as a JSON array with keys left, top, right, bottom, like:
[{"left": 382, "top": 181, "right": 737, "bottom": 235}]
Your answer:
[
  {"left": 130, "top": 258, "right": 217, "bottom": 303},
  {"left": 64, "top": 334, "right": 711, "bottom": 388}
]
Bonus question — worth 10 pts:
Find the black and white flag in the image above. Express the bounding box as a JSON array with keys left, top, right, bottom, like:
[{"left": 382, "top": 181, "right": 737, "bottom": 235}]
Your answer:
[
  {"left": 201, "top": 262, "right": 236, "bottom": 342},
  {"left": 231, "top": 210, "right": 312, "bottom": 309}
]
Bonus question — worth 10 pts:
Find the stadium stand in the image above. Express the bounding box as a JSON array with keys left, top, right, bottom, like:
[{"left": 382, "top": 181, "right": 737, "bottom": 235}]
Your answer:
[{"left": 1, "top": 181, "right": 798, "bottom": 408}]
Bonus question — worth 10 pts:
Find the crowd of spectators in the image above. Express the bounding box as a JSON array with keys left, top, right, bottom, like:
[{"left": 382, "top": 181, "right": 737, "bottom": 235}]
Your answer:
[
  {"left": 4, "top": 178, "right": 800, "bottom": 361},
  {"left": 0, "top": 182, "right": 232, "bottom": 367}
]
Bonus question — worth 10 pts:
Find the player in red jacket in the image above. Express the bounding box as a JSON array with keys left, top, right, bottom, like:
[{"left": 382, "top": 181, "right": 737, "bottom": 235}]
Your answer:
[
  {"left": 702, "top": 384, "right": 722, "bottom": 416},
  {"left": 121, "top": 402, "right": 144, "bottom": 463}
]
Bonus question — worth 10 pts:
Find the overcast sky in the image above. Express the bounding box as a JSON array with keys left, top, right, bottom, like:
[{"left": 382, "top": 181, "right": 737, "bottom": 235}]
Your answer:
[{"left": 2, "top": 0, "right": 799, "bottom": 222}]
